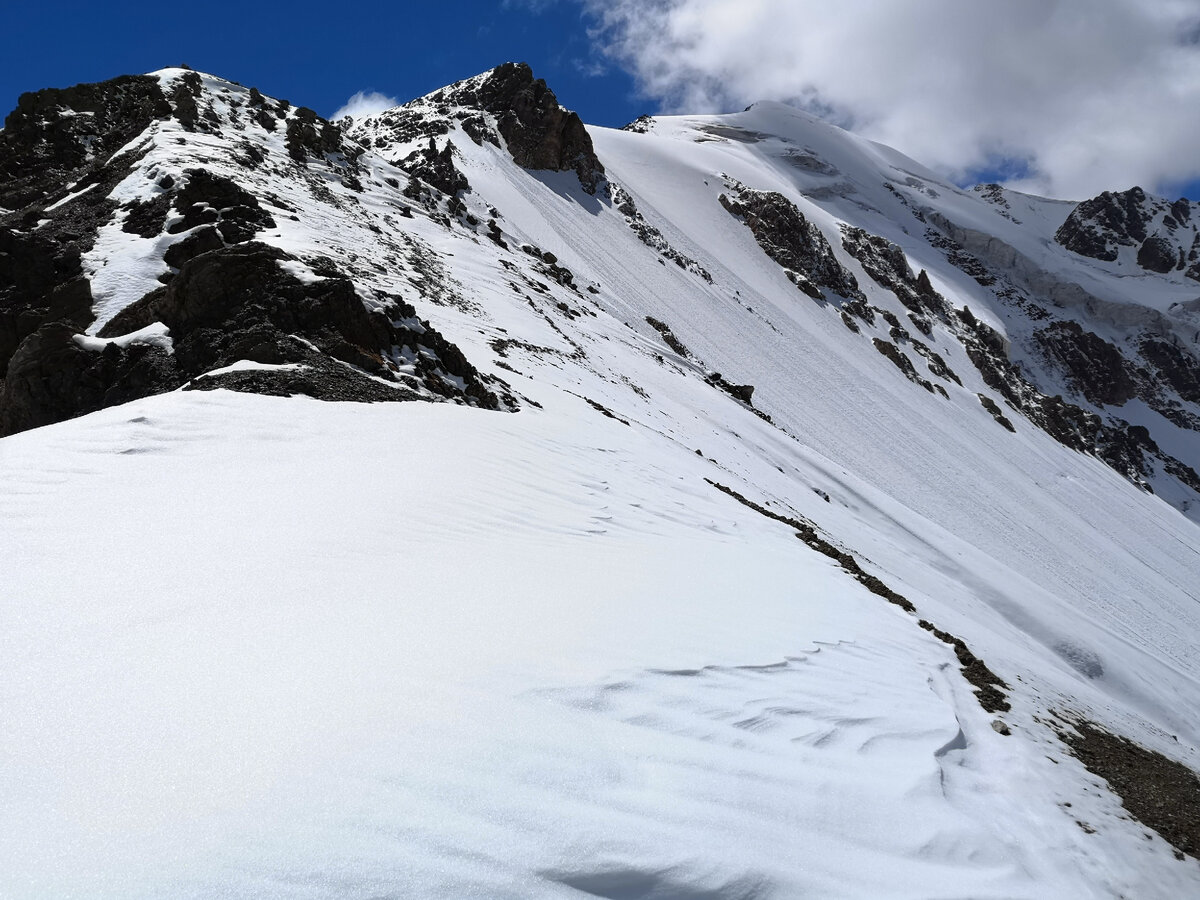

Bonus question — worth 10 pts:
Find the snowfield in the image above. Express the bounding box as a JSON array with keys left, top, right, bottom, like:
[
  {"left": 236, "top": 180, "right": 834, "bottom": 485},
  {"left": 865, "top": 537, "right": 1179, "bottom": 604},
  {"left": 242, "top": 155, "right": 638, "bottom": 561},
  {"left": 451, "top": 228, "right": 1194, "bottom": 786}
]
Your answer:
[
  {"left": 5, "top": 390, "right": 1197, "bottom": 899},
  {"left": 2, "top": 67, "right": 1199, "bottom": 897}
]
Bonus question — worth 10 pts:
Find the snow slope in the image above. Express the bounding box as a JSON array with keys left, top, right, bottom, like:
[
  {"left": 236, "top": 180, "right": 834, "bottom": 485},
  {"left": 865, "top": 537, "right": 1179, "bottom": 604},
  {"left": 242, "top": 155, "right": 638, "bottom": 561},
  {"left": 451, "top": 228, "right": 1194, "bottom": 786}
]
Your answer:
[
  {"left": 5, "top": 389, "right": 1197, "bottom": 899},
  {"left": 2, "top": 66, "right": 1200, "bottom": 897}
]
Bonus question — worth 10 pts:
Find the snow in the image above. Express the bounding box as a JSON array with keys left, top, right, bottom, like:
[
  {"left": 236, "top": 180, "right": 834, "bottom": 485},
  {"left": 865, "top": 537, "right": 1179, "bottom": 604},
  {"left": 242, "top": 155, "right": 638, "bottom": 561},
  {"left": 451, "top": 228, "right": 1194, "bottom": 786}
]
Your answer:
[
  {"left": 73, "top": 321, "right": 173, "bottom": 353},
  {"left": 278, "top": 258, "right": 326, "bottom": 284},
  {"left": 5, "top": 391, "right": 1195, "bottom": 899},
  {"left": 43, "top": 181, "right": 99, "bottom": 211},
  {"left": 3, "top": 70, "right": 1200, "bottom": 898},
  {"left": 193, "top": 359, "right": 306, "bottom": 377}
]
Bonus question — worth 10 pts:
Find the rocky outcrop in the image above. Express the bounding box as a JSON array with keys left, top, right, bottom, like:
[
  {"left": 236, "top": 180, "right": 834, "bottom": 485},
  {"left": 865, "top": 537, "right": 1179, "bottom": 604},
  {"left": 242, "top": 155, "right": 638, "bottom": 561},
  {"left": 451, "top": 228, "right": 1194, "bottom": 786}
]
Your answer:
[
  {"left": 1034, "top": 321, "right": 1139, "bottom": 407},
  {"left": 1055, "top": 187, "right": 1200, "bottom": 280},
  {"left": 0, "top": 77, "right": 178, "bottom": 380},
  {"left": 285, "top": 106, "right": 345, "bottom": 164},
  {"left": 953, "top": 306, "right": 1171, "bottom": 489},
  {"left": 400, "top": 139, "right": 471, "bottom": 199},
  {"left": 0, "top": 82, "right": 286, "bottom": 382},
  {"left": 465, "top": 63, "right": 605, "bottom": 193},
  {"left": 0, "top": 229, "right": 93, "bottom": 377},
  {"left": 1137, "top": 235, "right": 1178, "bottom": 274},
  {"left": 612, "top": 184, "right": 712, "bottom": 281},
  {"left": 0, "top": 74, "right": 170, "bottom": 210},
  {"left": 622, "top": 115, "right": 655, "bottom": 134},
  {"left": 841, "top": 226, "right": 946, "bottom": 321},
  {"left": 0, "top": 243, "right": 509, "bottom": 435},
  {"left": 0, "top": 321, "right": 175, "bottom": 435},
  {"left": 873, "top": 338, "right": 936, "bottom": 395},
  {"left": 1055, "top": 188, "right": 1151, "bottom": 262},
  {"left": 1140, "top": 337, "right": 1200, "bottom": 404},
  {"left": 644, "top": 316, "right": 693, "bottom": 358},
  {"left": 978, "top": 394, "right": 1016, "bottom": 432},
  {"left": 719, "top": 183, "right": 862, "bottom": 302},
  {"left": 159, "top": 168, "right": 277, "bottom": 270},
  {"left": 371, "top": 63, "right": 606, "bottom": 194}
]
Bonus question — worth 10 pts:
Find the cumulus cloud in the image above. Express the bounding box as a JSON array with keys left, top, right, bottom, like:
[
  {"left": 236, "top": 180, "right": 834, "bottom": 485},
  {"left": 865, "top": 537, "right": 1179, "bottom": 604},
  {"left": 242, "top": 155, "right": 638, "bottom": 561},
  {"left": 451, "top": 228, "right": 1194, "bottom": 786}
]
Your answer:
[
  {"left": 332, "top": 90, "right": 399, "bottom": 121},
  {"left": 580, "top": 0, "right": 1200, "bottom": 199}
]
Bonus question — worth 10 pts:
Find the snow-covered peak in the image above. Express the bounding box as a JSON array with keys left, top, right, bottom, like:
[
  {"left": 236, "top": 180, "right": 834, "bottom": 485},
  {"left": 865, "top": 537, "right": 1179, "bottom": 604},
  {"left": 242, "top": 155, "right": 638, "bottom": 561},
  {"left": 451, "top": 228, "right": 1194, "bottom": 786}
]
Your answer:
[
  {"left": 353, "top": 61, "right": 605, "bottom": 193},
  {"left": 3, "top": 63, "right": 1200, "bottom": 898}
]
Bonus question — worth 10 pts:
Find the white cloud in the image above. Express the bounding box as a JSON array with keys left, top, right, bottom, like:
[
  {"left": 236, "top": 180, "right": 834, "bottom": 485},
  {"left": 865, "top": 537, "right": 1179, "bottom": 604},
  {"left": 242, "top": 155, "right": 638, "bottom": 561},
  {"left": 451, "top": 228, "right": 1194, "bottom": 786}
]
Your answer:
[
  {"left": 332, "top": 90, "right": 399, "bottom": 121},
  {"left": 580, "top": 0, "right": 1200, "bottom": 199}
]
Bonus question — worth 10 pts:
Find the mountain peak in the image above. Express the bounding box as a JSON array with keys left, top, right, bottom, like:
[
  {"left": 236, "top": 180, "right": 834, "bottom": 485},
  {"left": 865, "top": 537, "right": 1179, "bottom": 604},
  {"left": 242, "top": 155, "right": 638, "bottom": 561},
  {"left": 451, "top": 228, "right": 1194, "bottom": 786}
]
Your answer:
[
  {"left": 357, "top": 60, "right": 606, "bottom": 194},
  {"left": 3, "top": 60, "right": 1200, "bottom": 897}
]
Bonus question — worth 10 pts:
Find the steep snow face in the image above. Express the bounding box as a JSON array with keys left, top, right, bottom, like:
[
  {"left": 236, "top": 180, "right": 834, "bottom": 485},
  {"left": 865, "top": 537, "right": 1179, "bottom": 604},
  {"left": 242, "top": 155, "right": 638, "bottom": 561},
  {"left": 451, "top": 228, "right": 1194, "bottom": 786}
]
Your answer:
[{"left": 2, "top": 67, "right": 1200, "bottom": 898}]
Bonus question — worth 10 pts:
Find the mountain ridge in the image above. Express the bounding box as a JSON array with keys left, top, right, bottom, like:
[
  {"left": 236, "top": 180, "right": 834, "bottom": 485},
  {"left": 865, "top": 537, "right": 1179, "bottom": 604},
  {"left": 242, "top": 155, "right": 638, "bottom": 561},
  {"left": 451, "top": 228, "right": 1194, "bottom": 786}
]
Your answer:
[{"left": 3, "top": 62, "right": 1200, "bottom": 897}]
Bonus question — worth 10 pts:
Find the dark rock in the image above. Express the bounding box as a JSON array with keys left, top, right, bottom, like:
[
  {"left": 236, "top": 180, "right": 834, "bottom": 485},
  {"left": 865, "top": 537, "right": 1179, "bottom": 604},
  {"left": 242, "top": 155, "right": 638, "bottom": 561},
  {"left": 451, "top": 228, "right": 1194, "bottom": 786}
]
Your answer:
[
  {"left": 0, "top": 322, "right": 178, "bottom": 435},
  {"left": 583, "top": 397, "right": 629, "bottom": 425},
  {"left": 170, "top": 72, "right": 201, "bottom": 129},
  {"left": 721, "top": 184, "right": 862, "bottom": 301},
  {"left": 0, "top": 228, "right": 94, "bottom": 376},
  {"left": 398, "top": 138, "right": 470, "bottom": 198},
  {"left": 1034, "top": 320, "right": 1138, "bottom": 406},
  {"left": 873, "top": 338, "right": 935, "bottom": 394},
  {"left": 611, "top": 184, "right": 712, "bottom": 281},
  {"left": 0, "top": 74, "right": 170, "bottom": 210},
  {"left": 957, "top": 311, "right": 1166, "bottom": 491},
  {"left": 1059, "top": 718, "right": 1200, "bottom": 862},
  {"left": 121, "top": 194, "right": 173, "bottom": 238},
  {"left": 141, "top": 243, "right": 500, "bottom": 405},
  {"left": 183, "top": 355, "right": 421, "bottom": 403},
  {"left": 0, "top": 243, "right": 507, "bottom": 435},
  {"left": 458, "top": 114, "right": 496, "bottom": 147},
  {"left": 622, "top": 115, "right": 654, "bottom": 134},
  {"left": 1053, "top": 186, "right": 1197, "bottom": 275},
  {"left": 925, "top": 228, "right": 997, "bottom": 286},
  {"left": 917, "top": 619, "right": 1010, "bottom": 713},
  {"left": 449, "top": 62, "right": 605, "bottom": 194},
  {"left": 167, "top": 204, "right": 219, "bottom": 235},
  {"left": 706, "top": 478, "right": 916, "bottom": 614},
  {"left": 253, "top": 105, "right": 277, "bottom": 132},
  {"left": 285, "top": 107, "right": 343, "bottom": 164},
  {"left": 160, "top": 169, "right": 276, "bottom": 266},
  {"left": 915, "top": 269, "right": 936, "bottom": 297},
  {"left": 644, "top": 316, "right": 691, "bottom": 358},
  {"left": 978, "top": 393, "right": 1016, "bottom": 432},
  {"left": 1139, "top": 337, "right": 1200, "bottom": 404},
  {"left": 910, "top": 339, "right": 961, "bottom": 385},
  {"left": 705, "top": 371, "right": 755, "bottom": 405},
  {"left": 842, "top": 225, "right": 946, "bottom": 316},
  {"left": 163, "top": 225, "right": 225, "bottom": 269},
  {"left": 174, "top": 168, "right": 266, "bottom": 219},
  {"left": 1055, "top": 187, "right": 1150, "bottom": 261},
  {"left": 1137, "top": 235, "right": 1177, "bottom": 273}
]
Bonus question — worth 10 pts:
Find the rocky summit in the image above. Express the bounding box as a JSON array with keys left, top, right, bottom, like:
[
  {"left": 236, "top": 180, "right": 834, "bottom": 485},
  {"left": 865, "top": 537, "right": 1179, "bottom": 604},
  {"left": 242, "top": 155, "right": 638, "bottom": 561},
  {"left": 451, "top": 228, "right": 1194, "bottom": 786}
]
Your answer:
[{"left": 2, "top": 65, "right": 1200, "bottom": 899}]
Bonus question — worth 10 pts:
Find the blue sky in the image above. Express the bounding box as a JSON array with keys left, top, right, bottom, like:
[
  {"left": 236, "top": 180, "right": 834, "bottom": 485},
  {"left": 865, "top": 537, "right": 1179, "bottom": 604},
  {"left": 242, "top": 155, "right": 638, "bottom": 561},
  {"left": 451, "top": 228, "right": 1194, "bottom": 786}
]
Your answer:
[{"left": 0, "top": 1, "right": 641, "bottom": 127}]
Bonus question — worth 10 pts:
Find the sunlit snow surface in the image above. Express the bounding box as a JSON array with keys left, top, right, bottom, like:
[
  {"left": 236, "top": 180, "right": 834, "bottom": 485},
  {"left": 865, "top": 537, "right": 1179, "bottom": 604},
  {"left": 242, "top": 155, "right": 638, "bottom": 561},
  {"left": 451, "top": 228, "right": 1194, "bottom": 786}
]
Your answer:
[
  {"left": 4, "top": 391, "right": 1195, "bottom": 899},
  {"left": 4, "top": 73, "right": 1200, "bottom": 897}
]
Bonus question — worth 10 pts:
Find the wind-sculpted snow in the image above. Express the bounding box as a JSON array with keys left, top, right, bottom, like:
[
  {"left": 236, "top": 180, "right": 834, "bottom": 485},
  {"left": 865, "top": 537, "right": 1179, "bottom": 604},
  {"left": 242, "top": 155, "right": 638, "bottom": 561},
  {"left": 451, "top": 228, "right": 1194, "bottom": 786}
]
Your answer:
[{"left": 3, "top": 65, "right": 1200, "bottom": 898}]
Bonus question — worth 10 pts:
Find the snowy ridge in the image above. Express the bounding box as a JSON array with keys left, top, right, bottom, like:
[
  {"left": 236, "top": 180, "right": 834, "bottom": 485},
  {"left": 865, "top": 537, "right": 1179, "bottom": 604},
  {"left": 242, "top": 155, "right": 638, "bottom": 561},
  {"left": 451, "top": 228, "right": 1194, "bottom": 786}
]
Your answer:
[{"left": 1, "top": 65, "right": 1199, "bottom": 897}]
